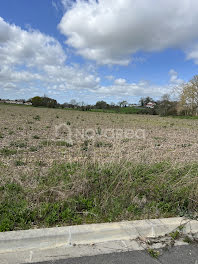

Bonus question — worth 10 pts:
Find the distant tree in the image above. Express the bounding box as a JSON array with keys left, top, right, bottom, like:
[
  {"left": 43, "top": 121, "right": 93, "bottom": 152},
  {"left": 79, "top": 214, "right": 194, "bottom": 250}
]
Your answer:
[
  {"left": 62, "top": 102, "right": 69, "bottom": 108},
  {"left": 119, "top": 100, "right": 128, "bottom": 107},
  {"left": 139, "top": 98, "right": 144, "bottom": 107},
  {"left": 31, "top": 96, "right": 57, "bottom": 108},
  {"left": 178, "top": 75, "right": 198, "bottom": 116},
  {"left": 156, "top": 94, "right": 177, "bottom": 116},
  {"left": 78, "top": 101, "right": 85, "bottom": 107},
  {"left": 139, "top": 97, "right": 154, "bottom": 106},
  {"left": 70, "top": 99, "right": 78, "bottom": 106},
  {"left": 42, "top": 96, "right": 57, "bottom": 108},
  {"left": 95, "top": 100, "right": 109, "bottom": 109},
  {"left": 31, "top": 96, "right": 43, "bottom": 107}
]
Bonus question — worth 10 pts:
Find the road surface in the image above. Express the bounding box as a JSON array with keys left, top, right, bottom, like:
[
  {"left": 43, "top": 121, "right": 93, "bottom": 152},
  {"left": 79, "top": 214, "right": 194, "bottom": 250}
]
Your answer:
[{"left": 32, "top": 245, "right": 198, "bottom": 264}]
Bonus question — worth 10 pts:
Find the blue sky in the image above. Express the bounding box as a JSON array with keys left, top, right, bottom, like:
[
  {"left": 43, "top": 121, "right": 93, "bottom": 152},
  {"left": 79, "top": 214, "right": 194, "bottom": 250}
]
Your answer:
[{"left": 1, "top": 0, "right": 198, "bottom": 104}]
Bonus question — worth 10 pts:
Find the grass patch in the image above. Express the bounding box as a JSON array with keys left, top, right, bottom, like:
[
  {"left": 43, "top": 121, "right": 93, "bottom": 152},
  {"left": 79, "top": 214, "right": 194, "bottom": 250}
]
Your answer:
[
  {"left": 29, "top": 146, "right": 40, "bottom": 152},
  {"left": 35, "top": 160, "right": 47, "bottom": 167},
  {"left": 32, "top": 135, "right": 40, "bottom": 139},
  {"left": 33, "top": 115, "right": 41, "bottom": 121},
  {"left": 14, "top": 160, "right": 26, "bottom": 167},
  {"left": 172, "top": 115, "right": 198, "bottom": 120},
  {"left": 55, "top": 141, "right": 73, "bottom": 147},
  {"left": 10, "top": 141, "right": 27, "bottom": 148},
  {"left": 0, "top": 161, "right": 197, "bottom": 231},
  {"left": 147, "top": 249, "right": 160, "bottom": 258},
  {"left": 0, "top": 148, "right": 17, "bottom": 156},
  {"left": 40, "top": 140, "right": 53, "bottom": 146},
  {"left": 41, "top": 140, "right": 72, "bottom": 147},
  {"left": 95, "top": 141, "right": 113, "bottom": 148}
]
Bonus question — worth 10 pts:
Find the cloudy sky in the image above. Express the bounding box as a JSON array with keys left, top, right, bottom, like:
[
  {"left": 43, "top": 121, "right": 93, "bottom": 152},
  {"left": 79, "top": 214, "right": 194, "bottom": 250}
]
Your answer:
[{"left": 0, "top": 0, "right": 198, "bottom": 104}]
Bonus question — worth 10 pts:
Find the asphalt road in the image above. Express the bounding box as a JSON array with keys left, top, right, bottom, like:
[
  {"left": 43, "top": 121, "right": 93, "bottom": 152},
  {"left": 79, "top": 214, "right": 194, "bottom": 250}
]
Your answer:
[{"left": 33, "top": 245, "right": 198, "bottom": 264}]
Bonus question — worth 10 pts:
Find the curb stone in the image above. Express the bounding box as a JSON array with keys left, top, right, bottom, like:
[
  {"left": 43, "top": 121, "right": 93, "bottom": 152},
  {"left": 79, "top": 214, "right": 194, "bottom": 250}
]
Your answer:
[{"left": 0, "top": 217, "right": 197, "bottom": 263}]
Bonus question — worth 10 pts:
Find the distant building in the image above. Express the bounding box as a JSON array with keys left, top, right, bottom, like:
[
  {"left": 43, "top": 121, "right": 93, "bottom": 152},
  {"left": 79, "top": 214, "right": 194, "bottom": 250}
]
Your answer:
[
  {"left": 146, "top": 102, "right": 156, "bottom": 109},
  {"left": 129, "top": 104, "right": 138, "bottom": 107},
  {"left": 0, "top": 99, "right": 32, "bottom": 106}
]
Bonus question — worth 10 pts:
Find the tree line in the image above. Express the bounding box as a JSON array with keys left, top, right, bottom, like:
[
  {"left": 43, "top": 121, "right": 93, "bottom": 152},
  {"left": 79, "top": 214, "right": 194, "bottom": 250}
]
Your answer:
[{"left": 29, "top": 75, "right": 198, "bottom": 116}]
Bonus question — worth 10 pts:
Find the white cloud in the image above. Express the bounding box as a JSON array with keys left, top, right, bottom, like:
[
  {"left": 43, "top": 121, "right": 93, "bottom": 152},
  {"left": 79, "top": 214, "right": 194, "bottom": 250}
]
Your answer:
[
  {"left": 0, "top": 17, "right": 99, "bottom": 99},
  {"left": 105, "top": 75, "right": 114, "bottom": 81},
  {"left": 0, "top": 16, "right": 185, "bottom": 102},
  {"left": 61, "top": 0, "right": 74, "bottom": 10},
  {"left": 59, "top": 0, "right": 198, "bottom": 65},
  {"left": 114, "top": 78, "right": 126, "bottom": 85},
  {"left": 0, "top": 17, "right": 66, "bottom": 67},
  {"left": 185, "top": 44, "right": 198, "bottom": 64},
  {"left": 90, "top": 70, "right": 183, "bottom": 98},
  {"left": 169, "top": 69, "right": 183, "bottom": 85},
  {"left": 52, "top": 0, "right": 59, "bottom": 12}
]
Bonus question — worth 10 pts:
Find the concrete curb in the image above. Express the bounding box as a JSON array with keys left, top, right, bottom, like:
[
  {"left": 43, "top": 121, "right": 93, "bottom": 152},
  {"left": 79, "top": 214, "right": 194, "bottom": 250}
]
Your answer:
[{"left": 0, "top": 217, "right": 197, "bottom": 254}]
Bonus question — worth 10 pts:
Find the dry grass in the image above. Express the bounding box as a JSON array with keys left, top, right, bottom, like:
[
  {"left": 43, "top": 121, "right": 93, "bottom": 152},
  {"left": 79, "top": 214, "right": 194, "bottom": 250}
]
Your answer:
[
  {"left": 0, "top": 104, "right": 197, "bottom": 231},
  {"left": 1, "top": 104, "right": 198, "bottom": 169}
]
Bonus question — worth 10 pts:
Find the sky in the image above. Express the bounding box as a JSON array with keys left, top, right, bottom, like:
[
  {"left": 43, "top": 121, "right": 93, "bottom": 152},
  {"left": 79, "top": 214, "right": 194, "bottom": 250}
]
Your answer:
[{"left": 1, "top": 0, "right": 198, "bottom": 104}]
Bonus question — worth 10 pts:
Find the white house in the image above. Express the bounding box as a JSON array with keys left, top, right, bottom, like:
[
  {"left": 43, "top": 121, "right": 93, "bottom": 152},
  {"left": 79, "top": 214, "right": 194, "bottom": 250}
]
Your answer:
[{"left": 146, "top": 102, "right": 156, "bottom": 109}]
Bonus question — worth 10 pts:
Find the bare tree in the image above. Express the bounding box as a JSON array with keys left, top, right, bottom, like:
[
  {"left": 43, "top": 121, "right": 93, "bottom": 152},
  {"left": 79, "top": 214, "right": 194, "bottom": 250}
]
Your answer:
[{"left": 178, "top": 75, "right": 198, "bottom": 116}]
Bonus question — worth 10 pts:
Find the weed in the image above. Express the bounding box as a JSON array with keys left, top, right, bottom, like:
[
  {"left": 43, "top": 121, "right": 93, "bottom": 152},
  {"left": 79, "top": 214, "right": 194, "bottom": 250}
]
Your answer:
[
  {"left": 96, "top": 127, "right": 102, "bottom": 135},
  {"left": 147, "top": 249, "right": 160, "bottom": 258},
  {"left": 15, "top": 160, "right": 26, "bottom": 166},
  {"left": 10, "top": 141, "right": 27, "bottom": 148},
  {"left": 0, "top": 148, "right": 17, "bottom": 156},
  {"left": 183, "top": 236, "right": 193, "bottom": 244},
  {"left": 35, "top": 161, "right": 46, "bottom": 167},
  {"left": 55, "top": 141, "right": 73, "bottom": 147},
  {"left": 33, "top": 115, "right": 41, "bottom": 121},
  {"left": 33, "top": 135, "right": 40, "bottom": 139},
  {"left": 181, "top": 143, "right": 192, "bottom": 148},
  {"left": 41, "top": 140, "right": 53, "bottom": 146},
  {"left": 29, "top": 146, "right": 39, "bottom": 152},
  {"left": 170, "top": 230, "right": 181, "bottom": 240},
  {"left": 121, "top": 138, "right": 131, "bottom": 143},
  {"left": 95, "top": 141, "right": 113, "bottom": 148},
  {"left": 81, "top": 140, "right": 91, "bottom": 151},
  {"left": 67, "top": 121, "right": 71, "bottom": 125},
  {"left": 0, "top": 161, "right": 5, "bottom": 167}
]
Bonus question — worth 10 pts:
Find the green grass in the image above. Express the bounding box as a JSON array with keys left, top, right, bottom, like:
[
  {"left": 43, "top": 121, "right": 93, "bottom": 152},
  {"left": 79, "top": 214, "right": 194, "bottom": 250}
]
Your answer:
[
  {"left": 171, "top": 115, "right": 198, "bottom": 120},
  {"left": 0, "top": 148, "right": 17, "bottom": 156},
  {"left": 94, "top": 141, "right": 113, "bottom": 148},
  {"left": 147, "top": 249, "right": 160, "bottom": 258},
  {"left": 14, "top": 160, "right": 26, "bottom": 166},
  {"left": 33, "top": 115, "right": 41, "bottom": 121},
  {"left": 29, "top": 146, "right": 39, "bottom": 152},
  {"left": 0, "top": 161, "right": 197, "bottom": 232},
  {"left": 10, "top": 141, "right": 27, "bottom": 148},
  {"left": 32, "top": 135, "right": 40, "bottom": 139}
]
